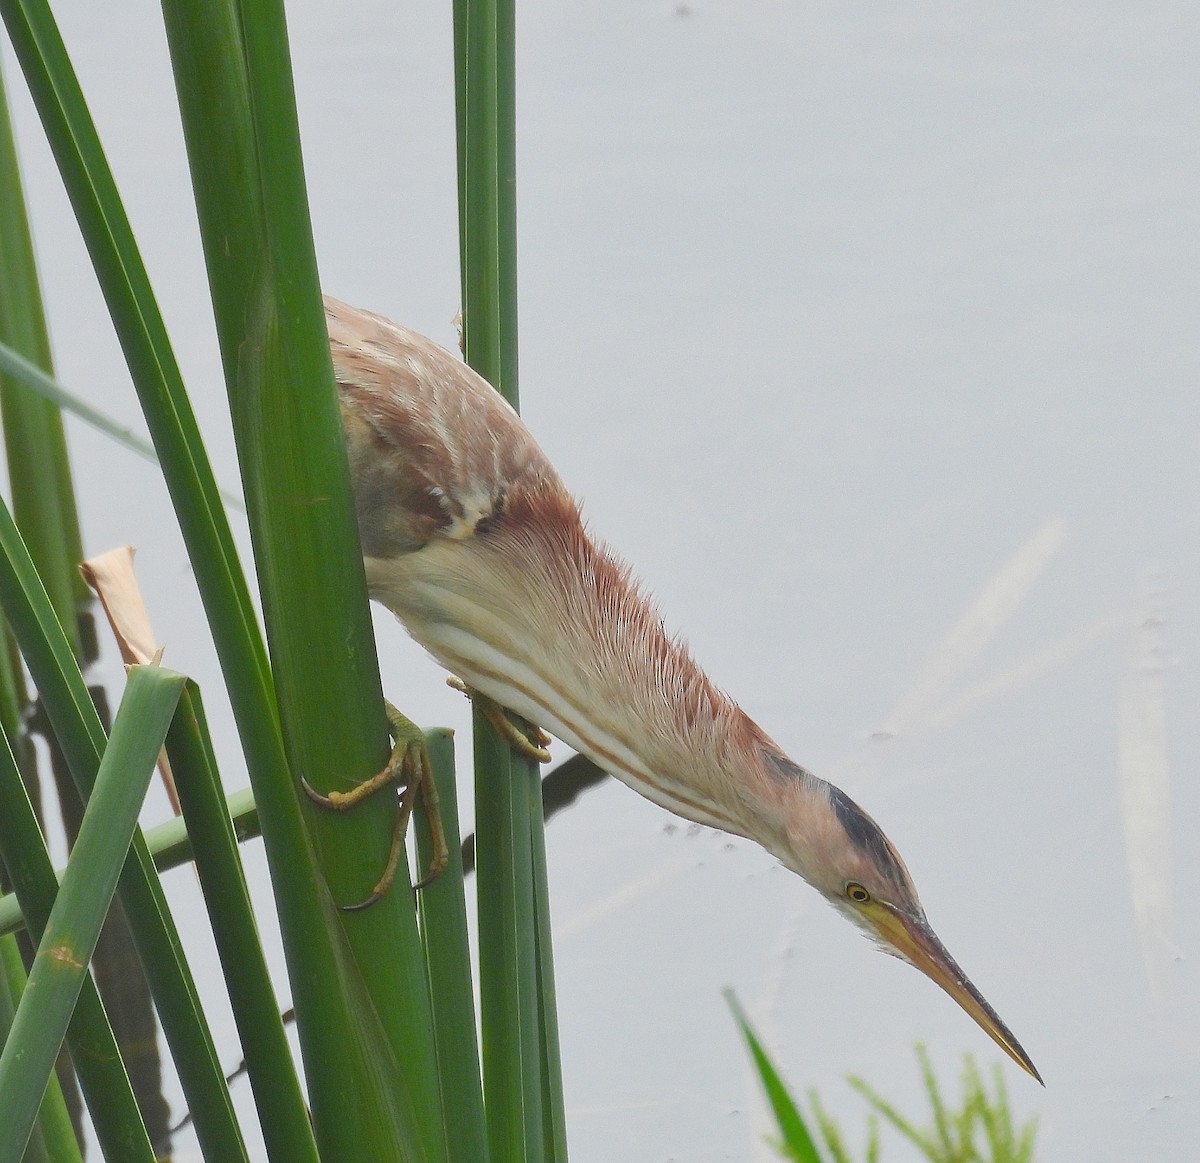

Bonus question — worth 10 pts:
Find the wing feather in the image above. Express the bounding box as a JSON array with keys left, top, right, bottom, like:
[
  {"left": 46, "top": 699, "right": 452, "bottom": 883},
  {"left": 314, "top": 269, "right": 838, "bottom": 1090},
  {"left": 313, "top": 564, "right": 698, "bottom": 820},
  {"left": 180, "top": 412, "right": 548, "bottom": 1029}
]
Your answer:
[{"left": 327, "top": 296, "right": 557, "bottom": 557}]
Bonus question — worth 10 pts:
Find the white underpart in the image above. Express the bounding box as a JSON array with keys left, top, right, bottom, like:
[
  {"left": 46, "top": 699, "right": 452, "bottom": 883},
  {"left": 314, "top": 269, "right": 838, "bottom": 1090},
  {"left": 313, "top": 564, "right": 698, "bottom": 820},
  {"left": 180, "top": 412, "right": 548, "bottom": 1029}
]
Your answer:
[
  {"left": 366, "top": 554, "right": 742, "bottom": 835},
  {"left": 426, "top": 621, "right": 738, "bottom": 834}
]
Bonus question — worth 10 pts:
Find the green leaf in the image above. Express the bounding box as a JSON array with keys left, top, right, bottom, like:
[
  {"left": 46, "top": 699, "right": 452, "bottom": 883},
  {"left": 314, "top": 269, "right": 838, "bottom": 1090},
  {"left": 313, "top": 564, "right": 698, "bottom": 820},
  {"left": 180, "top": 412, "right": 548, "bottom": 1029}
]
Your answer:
[
  {"left": 0, "top": 787, "right": 260, "bottom": 938},
  {"left": 0, "top": 666, "right": 185, "bottom": 1163},
  {"left": 0, "top": 720, "right": 156, "bottom": 1162},
  {"left": 0, "top": 56, "right": 84, "bottom": 643},
  {"left": 0, "top": 338, "right": 244, "bottom": 511},
  {"left": 454, "top": 0, "right": 565, "bottom": 1155},
  {"left": 415, "top": 730, "right": 489, "bottom": 1163},
  {"left": 0, "top": 936, "right": 84, "bottom": 1163},
  {"left": 165, "top": 682, "right": 320, "bottom": 1163},
  {"left": 725, "top": 990, "right": 824, "bottom": 1163},
  {"left": 0, "top": 494, "right": 248, "bottom": 1161}
]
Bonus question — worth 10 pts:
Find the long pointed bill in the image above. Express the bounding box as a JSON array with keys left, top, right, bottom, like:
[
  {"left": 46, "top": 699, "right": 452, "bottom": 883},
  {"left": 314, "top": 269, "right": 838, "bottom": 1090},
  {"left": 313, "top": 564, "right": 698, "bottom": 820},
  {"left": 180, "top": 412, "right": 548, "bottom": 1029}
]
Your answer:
[{"left": 868, "top": 903, "right": 1043, "bottom": 1084}]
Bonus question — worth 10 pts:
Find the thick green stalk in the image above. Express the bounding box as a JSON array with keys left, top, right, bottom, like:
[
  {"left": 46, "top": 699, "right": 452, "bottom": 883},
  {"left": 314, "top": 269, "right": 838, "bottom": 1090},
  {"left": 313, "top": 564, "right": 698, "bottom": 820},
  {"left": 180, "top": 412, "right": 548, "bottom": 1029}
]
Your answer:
[
  {"left": 0, "top": 666, "right": 184, "bottom": 1163},
  {"left": 160, "top": 0, "right": 447, "bottom": 1156},
  {"left": 454, "top": 0, "right": 566, "bottom": 1155},
  {"left": 456, "top": 0, "right": 520, "bottom": 396},
  {"left": 473, "top": 728, "right": 544, "bottom": 1160},
  {"left": 531, "top": 809, "right": 568, "bottom": 1158},
  {"left": 415, "top": 730, "right": 489, "bottom": 1163}
]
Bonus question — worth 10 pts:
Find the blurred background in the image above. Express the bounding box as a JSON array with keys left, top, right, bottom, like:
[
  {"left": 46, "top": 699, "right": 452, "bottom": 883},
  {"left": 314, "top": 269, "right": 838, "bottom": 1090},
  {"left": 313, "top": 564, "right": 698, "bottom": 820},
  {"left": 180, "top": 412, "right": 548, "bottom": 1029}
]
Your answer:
[{"left": 4, "top": 1, "right": 1197, "bottom": 1158}]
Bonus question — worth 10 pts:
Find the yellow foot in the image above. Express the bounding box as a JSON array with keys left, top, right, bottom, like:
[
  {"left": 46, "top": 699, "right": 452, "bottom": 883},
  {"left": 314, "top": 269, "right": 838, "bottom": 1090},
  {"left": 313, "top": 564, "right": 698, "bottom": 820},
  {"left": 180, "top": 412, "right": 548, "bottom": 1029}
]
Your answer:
[
  {"left": 302, "top": 701, "right": 449, "bottom": 908},
  {"left": 446, "top": 676, "right": 552, "bottom": 762}
]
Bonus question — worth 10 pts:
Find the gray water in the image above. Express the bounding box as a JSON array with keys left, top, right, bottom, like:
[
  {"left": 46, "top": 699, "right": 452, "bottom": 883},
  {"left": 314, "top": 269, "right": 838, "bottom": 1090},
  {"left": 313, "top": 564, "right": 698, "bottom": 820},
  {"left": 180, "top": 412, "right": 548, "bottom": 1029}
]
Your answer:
[{"left": 5, "top": 1, "right": 1198, "bottom": 1159}]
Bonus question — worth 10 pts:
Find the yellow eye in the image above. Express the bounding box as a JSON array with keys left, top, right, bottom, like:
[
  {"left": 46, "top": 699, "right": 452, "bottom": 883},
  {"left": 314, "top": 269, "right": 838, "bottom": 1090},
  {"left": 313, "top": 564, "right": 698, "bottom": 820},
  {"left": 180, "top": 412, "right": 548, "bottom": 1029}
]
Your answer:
[{"left": 846, "top": 882, "right": 871, "bottom": 903}]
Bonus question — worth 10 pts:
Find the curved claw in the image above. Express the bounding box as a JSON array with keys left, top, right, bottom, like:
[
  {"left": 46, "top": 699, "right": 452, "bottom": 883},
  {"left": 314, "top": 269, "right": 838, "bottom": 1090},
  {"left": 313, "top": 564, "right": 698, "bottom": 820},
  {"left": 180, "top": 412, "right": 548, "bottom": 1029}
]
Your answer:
[
  {"left": 300, "top": 775, "right": 334, "bottom": 808},
  {"left": 342, "top": 887, "right": 388, "bottom": 913}
]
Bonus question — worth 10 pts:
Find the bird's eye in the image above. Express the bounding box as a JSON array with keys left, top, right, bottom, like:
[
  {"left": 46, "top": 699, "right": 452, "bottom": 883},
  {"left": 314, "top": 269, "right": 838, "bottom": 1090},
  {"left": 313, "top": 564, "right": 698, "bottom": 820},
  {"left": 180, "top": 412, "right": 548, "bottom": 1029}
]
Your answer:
[{"left": 846, "top": 882, "right": 870, "bottom": 903}]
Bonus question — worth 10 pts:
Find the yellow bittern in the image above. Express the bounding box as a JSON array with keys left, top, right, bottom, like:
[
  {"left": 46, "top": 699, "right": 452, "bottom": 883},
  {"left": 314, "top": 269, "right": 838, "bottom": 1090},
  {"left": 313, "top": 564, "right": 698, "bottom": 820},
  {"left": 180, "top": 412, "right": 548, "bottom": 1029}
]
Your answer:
[{"left": 322, "top": 296, "right": 1041, "bottom": 1084}]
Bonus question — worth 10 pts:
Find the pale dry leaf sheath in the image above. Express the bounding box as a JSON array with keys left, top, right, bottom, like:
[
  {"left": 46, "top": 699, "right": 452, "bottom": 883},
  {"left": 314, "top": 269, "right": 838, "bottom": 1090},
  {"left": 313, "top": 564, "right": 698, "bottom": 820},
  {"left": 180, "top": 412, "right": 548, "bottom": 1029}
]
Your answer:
[{"left": 81, "top": 544, "right": 177, "bottom": 812}]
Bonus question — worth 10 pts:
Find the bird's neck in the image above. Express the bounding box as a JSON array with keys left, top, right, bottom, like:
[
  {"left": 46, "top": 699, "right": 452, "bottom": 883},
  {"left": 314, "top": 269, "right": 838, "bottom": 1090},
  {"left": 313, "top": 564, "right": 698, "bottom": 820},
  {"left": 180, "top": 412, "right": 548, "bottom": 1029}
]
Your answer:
[{"left": 369, "top": 485, "right": 790, "bottom": 843}]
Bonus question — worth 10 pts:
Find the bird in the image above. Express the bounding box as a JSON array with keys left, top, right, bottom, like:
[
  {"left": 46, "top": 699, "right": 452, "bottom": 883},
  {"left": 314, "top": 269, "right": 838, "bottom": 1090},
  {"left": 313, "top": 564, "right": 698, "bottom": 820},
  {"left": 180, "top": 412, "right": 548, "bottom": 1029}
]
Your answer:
[{"left": 322, "top": 295, "right": 1041, "bottom": 1084}]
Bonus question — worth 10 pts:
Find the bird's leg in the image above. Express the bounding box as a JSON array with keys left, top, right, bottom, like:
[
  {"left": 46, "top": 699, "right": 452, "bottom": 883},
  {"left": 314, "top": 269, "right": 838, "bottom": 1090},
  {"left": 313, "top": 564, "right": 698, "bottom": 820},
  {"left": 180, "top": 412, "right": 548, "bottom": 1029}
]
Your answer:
[
  {"left": 446, "top": 676, "right": 553, "bottom": 762},
  {"left": 302, "top": 701, "right": 449, "bottom": 905}
]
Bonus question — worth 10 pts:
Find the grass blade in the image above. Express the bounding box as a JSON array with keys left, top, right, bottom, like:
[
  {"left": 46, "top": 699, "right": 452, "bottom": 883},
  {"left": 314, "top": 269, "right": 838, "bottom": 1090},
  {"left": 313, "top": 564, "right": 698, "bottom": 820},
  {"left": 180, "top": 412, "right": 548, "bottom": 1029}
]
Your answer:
[
  {"left": 0, "top": 338, "right": 244, "bottom": 510},
  {"left": 0, "top": 787, "right": 259, "bottom": 938},
  {"left": 0, "top": 938, "right": 49, "bottom": 1163},
  {"left": 415, "top": 729, "right": 489, "bottom": 1163},
  {"left": 0, "top": 495, "right": 249, "bottom": 1162},
  {"left": 0, "top": 665, "right": 185, "bottom": 1163},
  {"left": 0, "top": 724, "right": 156, "bottom": 1162},
  {"left": 0, "top": 339, "right": 167, "bottom": 473},
  {"left": 920, "top": 1044, "right": 956, "bottom": 1159},
  {"left": 725, "top": 990, "right": 824, "bottom": 1163},
  {"left": 165, "top": 682, "right": 320, "bottom": 1163},
  {"left": 846, "top": 1048, "right": 1041, "bottom": 1163},
  {"left": 806, "top": 1091, "right": 854, "bottom": 1163},
  {"left": 0, "top": 56, "right": 83, "bottom": 648},
  {"left": 0, "top": 936, "right": 83, "bottom": 1163},
  {"left": 848, "top": 1072, "right": 936, "bottom": 1157}
]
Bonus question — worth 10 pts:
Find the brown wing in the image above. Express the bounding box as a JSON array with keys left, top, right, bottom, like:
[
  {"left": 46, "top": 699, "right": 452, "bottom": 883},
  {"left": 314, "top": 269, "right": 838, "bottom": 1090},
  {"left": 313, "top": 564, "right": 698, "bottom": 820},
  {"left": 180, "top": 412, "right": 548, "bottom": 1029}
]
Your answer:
[{"left": 327, "top": 296, "right": 559, "bottom": 559}]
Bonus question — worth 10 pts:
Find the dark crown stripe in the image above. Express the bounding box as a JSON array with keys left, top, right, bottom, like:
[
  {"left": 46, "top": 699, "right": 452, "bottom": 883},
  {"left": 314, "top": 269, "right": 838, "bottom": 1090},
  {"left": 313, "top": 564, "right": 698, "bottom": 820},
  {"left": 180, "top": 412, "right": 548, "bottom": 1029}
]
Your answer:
[{"left": 828, "top": 785, "right": 907, "bottom": 889}]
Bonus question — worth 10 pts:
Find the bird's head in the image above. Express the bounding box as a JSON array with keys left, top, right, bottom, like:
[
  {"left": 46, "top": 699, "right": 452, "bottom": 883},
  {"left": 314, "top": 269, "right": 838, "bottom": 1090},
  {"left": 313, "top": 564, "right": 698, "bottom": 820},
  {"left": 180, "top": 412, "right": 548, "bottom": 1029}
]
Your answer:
[{"left": 761, "top": 750, "right": 1042, "bottom": 1083}]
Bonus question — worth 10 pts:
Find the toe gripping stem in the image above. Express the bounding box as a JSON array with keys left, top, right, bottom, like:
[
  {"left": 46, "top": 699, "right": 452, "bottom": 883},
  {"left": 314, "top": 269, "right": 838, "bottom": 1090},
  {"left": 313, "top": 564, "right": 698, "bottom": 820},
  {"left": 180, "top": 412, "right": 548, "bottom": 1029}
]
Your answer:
[
  {"left": 446, "top": 676, "right": 553, "bottom": 762},
  {"left": 302, "top": 702, "right": 449, "bottom": 909}
]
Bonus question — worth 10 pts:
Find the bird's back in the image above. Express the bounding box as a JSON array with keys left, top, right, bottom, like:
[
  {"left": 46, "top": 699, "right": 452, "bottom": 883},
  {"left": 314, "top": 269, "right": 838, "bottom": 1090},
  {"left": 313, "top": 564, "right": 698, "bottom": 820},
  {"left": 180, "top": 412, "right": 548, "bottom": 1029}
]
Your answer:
[{"left": 328, "top": 295, "right": 562, "bottom": 559}]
